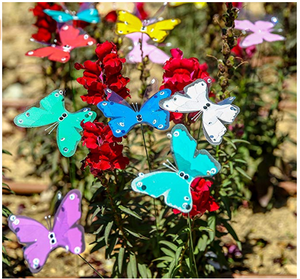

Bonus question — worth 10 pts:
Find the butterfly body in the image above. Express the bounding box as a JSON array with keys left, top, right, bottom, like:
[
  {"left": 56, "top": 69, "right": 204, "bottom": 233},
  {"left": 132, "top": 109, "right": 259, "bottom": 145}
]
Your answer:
[
  {"left": 97, "top": 88, "right": 171, "bottom": 137},
  {"left": 131, "top": 124, "right": 221, "bottom": 212},
  {"left": 159, "top": 79, "right": 240, "bottom": 145},
  {"left": 14, "top": 89, "right": 97, "bottom": 157},
  {"left": 8, "top": 190, "right": 85, "bottom": 273},
  {"left": 44, "top": 8, "right": 100, "bottom": 23},
  {"left": 26, "top": 25, "right": 96, "bottom": 63},
  {"left": 235, "top": 20, "right": 285, "bottom": 47},
  {"left": 125, "top": 32, "right": 170, "bottom": 64},
  {"left": 116, "top": 10, "right": 181, "bottom": 42}
]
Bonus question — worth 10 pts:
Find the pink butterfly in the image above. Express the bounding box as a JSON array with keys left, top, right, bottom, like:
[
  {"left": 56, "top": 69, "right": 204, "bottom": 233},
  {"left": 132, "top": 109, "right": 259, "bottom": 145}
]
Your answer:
[
  {"left": 26, "top": 25, "right": 96, "bottom": 63},
  {"left": 8, "top": 190, "right": 85, "bottom": 273},
  {"left": 235, "top": 20, "right": 285, "bottom": 48},
  {"left": 125, "top": 32, "right": 170, "bottom": 64}
]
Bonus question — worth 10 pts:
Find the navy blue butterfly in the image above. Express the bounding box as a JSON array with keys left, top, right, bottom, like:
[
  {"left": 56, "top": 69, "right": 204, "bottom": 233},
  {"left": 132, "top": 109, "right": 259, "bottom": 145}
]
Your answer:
[{"left": 97, "top": 88, "right": 171, "bottom": 137}]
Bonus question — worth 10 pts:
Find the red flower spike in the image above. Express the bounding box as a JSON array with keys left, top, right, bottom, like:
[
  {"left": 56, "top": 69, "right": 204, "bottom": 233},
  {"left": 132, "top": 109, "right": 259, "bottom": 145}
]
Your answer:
[
  {"left": 81, "top": 122, "right": 129, "bottom": 176},
  {"left": 160, "top": 48, "right": 214, "bottom": 124},
  {"left": 76, "top": 41, "right": 130, "bottom": 105}
]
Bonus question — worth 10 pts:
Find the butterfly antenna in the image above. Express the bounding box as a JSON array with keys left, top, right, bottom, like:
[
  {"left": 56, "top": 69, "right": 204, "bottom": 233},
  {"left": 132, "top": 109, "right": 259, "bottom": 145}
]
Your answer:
[
  {"left": 162, "top": 159, "right": 177, "bottom": 172},
  {"left": 135, "top": 102, "right": 139, "bottom": 112},
  {"left": 47, "top": 122, "right": 59, "bottom": 135},
  {"left": 131, "top": 103, "right": 136, "bottom": 112},
  {"left": 191, "top": 111, "right": 202, "bottom": 122},
  {"left": 44, "top": 216, "right": 50, "bottom": 230},
  {"left": 30, "top": 38, "right": 52, "bottom": 47},
  {"left": 48, "top": 215, "right": 52, "bottom": 231}
]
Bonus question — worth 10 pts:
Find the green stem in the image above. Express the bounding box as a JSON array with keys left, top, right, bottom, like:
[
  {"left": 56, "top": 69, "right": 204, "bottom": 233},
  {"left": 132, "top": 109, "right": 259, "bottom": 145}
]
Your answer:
[
  {"left": 77, "top": 254, "right": 103, "bottom": 278},
  {"left": 187, "top": 213, "right": 198, "bottom": 278},
  {"left": 69, "top": 58, "right": 77, "bottom": 111}
]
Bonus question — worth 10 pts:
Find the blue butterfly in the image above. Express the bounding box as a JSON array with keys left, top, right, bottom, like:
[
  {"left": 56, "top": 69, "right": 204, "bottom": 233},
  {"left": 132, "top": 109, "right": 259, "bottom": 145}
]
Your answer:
[
  {"left": 97, "top": 88, "right": 171, "bottom": 137},
  {"left": 44, "top": 7, "right": 100, "bottom": 24},
  {"left": 131, "top": 124, "right": 221, "bottom": 213}
]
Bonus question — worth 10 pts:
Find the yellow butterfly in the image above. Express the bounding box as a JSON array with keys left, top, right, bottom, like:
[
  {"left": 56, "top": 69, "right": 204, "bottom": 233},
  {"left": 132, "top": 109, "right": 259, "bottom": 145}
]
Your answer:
[
  {"left": 116, "top": 10, "right": 181, "bottom": 43},
  {"left": 169, "top": 2, "right": 207, "bottom": 9}
]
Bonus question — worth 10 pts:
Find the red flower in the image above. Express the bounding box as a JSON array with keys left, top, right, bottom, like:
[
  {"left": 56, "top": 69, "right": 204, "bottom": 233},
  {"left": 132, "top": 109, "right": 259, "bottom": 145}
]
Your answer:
[
  {"left": 160, "top": 48, "right": 213, "bottom": 123},
  {"left": 76, "top": 41, "right": 130, "bottom": 105},
  {"left": 173, "top": 178, "right": 219, "bottom": 217},
  {"left": 81, "top": 122, "right": 129, "bottom": 176},
  {"left": 30, "top": 2, "right": 62, "bottom": 42},
  {"left": 135, "top": 3, "right": 149, "bottom": 20},
  {"left": 231, "top": 38, "right": 256, "bottom": 59}
]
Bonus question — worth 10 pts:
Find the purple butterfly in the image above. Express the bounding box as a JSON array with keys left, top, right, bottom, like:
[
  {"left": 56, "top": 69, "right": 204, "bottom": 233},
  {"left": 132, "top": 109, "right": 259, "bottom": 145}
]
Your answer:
[
  {"left": 7, "top": 190, "right": 85, "bottom": 273},
  {"left": 125, "top": 32, "right": 170, "bottom": 64},
  {"left": 235, "top": 20, "right": 285, "bottom": 47}
]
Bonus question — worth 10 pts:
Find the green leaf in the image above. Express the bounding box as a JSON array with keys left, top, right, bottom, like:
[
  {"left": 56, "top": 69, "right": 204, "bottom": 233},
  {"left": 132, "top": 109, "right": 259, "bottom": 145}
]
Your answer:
[
  {"left": 118, "top": 247, "right": 125, "bottom": 274},
  {"left": 161, "top": 247, "right": 175, "bottom": 257},
  {"left": 199, "top": 226, "right": 214, "bottom": 233},
  {"left": 118, "top": 205, "right": 142, "bottom": 220},
  {"left": 2, "top": 150, "right": 12, "bottom": 156},
  {"left": 104, "top": 221, "right": 114, "bottom": 246},
  {"left": 159, "top": 240, "right": 177, "bottom": 251},
  {"left": 124, "top": 228, "right": 148, "bottom": 239},
  {"left": 197, "top": 233, "right": 209, "bottom": 251},
  {"left": 129, "top": 253, "right": 137, "bottom": 278},
  {"left": 153, "top": 256, "right": 173, "bottom": 262},
  {"left": 207, "top": 215, "right": 216, "bottom": 242},
  {"left": 232, "top": 139, "right": 250, "bottom": 145},
  {"left": 236, "top": 167, "right": 252, "bottom": 180},
  {"left": 138, "top": 263, "right": 150, "bottom": 278},
  {"left": 222, "top": 220, "right": 242, "bottom": 250},
  {"left": 91, "top": 206, "right": 101, "bottom": 222}
]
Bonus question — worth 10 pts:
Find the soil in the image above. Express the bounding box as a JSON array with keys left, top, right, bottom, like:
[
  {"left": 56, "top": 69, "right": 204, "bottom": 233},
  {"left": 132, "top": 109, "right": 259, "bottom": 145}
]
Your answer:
[{"left": 2, "top": 2, "right": 297, "bottom": 278}]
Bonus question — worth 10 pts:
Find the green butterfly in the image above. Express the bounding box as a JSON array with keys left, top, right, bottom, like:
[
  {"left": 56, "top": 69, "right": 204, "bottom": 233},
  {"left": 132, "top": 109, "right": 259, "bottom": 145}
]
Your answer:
[{"left": 14, "top": 89, "right": 97, "bottom": 157}]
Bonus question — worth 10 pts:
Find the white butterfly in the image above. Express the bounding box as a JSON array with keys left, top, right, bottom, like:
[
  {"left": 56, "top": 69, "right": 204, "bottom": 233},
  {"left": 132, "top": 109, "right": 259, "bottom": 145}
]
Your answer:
[{"left": 159, "top": 79, "right": 240, "bottom": 145}]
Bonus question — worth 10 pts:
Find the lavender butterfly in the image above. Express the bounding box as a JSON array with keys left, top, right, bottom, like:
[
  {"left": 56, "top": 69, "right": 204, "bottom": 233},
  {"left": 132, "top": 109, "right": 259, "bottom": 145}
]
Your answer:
[
  {"left": 125, "top": 32, "right": 170, "bottom": 64},
  {"left": 7, "top": 190, "right": 85, "bottom": 273},
  {"left": 235, "top": 20, "right": 285, "bottom": 47}
]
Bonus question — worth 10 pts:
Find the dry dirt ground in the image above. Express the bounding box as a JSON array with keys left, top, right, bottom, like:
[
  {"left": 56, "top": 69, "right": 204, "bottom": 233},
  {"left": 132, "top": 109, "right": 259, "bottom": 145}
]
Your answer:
[{"left": 2, "top": 2, "right": 297, "bottom": 278}]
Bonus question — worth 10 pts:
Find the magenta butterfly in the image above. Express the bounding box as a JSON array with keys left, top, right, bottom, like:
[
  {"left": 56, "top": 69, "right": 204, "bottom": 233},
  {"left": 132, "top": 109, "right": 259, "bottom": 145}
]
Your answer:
[
  {"left": 26, "top": 25, "right": 96, "bottom": 63},
  {"left": 7, "top": 190, "right": 85, "bottom": 273},
  {"left": 235, "top": 20, "right": 285, "bottom": 47},
  {"left": 125, "top": 32, "right": 170, "bottom": 64}
]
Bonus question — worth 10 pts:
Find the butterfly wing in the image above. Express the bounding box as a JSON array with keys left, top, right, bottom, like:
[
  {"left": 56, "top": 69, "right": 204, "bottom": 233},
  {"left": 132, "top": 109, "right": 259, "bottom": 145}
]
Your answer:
[
  {"left": 147, "top": 44, "right": 170, "bottom": 64},
  {"left": 14, "top": 90, "right": 66, "bottom": 128},
  {"left": 59, "top": 25, "right": 96, "bottom": 48},
  {"left": 234, "top": 19, "right": 257, "bottom": 32},
  {"left": 145, "top": 19, "right": 181, "bottom": 42},
  {"left": 8, "top": 215, "right": 51, "bottom": 273},
  {"left": 240, "top": 33, "right": 264, "bottom": 47},
  {"left": 77, "top": 9, "right": 100, "bottom": 23},
  {"left": 171, "top": 124, "right": 221, "bottom": 177},
  {"left": 97, "top": 98, "right": 137, "bottom": 137},
  {"left": 52, "top": 190, "right": 85, "bottom": 255},
  {"left": 263, "top": 32, "right": 285, "bottom": 43},
  {"left": 116, "top": 11, "right": 143, "bottom": 35},
  {"left": 139, "top": 89, "right": 171, "bottom": 130},
  {"left": 26, "top": 46, "right": 70, "bottom": 63},
  {"left": 202, "top": 103, "right": 240, "bottom": 145},
  {"left": 131, "top": 172, "right": 193, "bottom": 213},
  {"left": 159, "top": 79, "right": 208, "bottom": 113},
  {"left": 57, "top": 108, "right": 96, "bottom": 157},
  {"left": 43, "top": 9, "right": 73, "bottom": 23}
]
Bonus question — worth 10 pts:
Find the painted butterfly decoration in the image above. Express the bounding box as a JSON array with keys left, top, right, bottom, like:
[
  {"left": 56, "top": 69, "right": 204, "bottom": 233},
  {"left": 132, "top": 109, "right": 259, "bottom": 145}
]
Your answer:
[
  {"left": 125, "top": 32, "right": 170, "bottom": 64},
  {"left": 26, "top": 25, "right": 96, "bottom": 63},
  {"left": 97, "top": 88, "right": 171, "bottom": 138},
  {"left": 7, "top": 190, "right": 85, "bottom": 273},
  {"left": 116, "top": 10, "right": 181, "bottom": 43},
  {"left": 44, "top": 3, "right": 100, "bottom": 23},
  {"left": 14, "top": 89, "right": 97, "bottom": 157},
  {"left": 235, "top": 20, "right": 285, "bottom": 48},
  {"left": 159, "top": 79, "right": 240, "bottom": 145},
  {"left": 131, "top": 124, "right": 221, "bottom": 213}
]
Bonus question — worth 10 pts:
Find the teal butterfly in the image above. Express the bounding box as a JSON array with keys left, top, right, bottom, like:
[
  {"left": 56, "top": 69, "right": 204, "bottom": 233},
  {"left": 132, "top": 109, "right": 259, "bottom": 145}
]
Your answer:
[
  {"left": 14, "top": 90, "right": 97, "bottom": 157},
  {"left": 131, "top": 124, "right": 221, "bottom": 213},
  {"left": 44, "top": 8, "right": 100, "bottom": 24}
]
